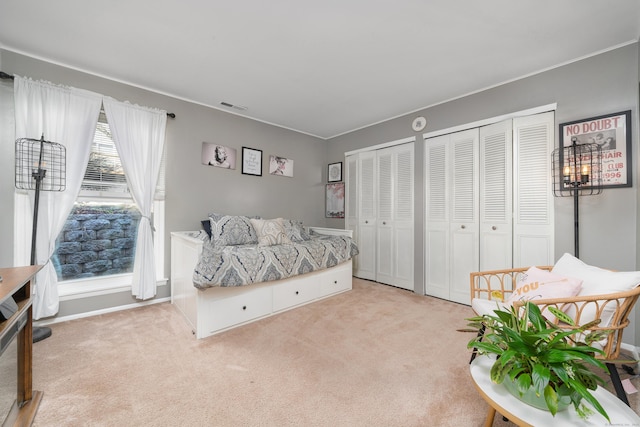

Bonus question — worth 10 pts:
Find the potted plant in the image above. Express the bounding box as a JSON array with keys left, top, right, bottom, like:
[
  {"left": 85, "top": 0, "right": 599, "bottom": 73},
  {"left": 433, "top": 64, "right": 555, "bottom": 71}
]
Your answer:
[{"left": 467, "top": 301, "right": 610, "bottom": 421}]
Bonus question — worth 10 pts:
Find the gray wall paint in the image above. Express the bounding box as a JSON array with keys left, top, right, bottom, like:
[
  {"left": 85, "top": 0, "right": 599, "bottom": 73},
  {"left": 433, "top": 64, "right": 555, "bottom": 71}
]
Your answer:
[
  {"left": 0, "top": 49, "right": 328, "bottom": 318},
  {"left": 328, "top": 43, "right": 639, "bottom": 342},
  {"left": 0, "top": 78, "right": 15, "bottom": 268}
]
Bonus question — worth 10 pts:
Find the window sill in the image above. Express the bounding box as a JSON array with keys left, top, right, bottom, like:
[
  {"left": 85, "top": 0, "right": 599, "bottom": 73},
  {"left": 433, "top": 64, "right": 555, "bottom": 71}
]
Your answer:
[{"left": 58, "top": 274, "right": 168, "bottom": 301}]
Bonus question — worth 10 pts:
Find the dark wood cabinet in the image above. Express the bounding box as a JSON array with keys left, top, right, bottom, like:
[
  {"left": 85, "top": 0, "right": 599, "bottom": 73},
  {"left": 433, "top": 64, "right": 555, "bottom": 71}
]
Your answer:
[{"left": 0, "top": 266, "right": 43, "bottom": 427}]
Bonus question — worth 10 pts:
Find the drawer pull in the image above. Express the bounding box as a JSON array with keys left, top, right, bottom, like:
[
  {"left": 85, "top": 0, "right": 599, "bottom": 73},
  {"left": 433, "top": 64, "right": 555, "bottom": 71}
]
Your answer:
[
  {"left": 334, "top": 280, "right": 338, "bottom": 284},
  {"left": 295, "top": 291, "right": 299, "bottom": 295},
  {"left": 242, "top": 305, "right": 247, "bottom": 310}
]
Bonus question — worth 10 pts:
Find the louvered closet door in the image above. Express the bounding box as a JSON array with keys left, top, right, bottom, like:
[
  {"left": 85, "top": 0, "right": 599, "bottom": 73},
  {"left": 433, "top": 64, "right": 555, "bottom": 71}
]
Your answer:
[
  {"left": 425, "top": 134, "right": 450, "bottom": 300},
  {"left": 513, "top": 112, "right": 555, "bottom": 268},
  {"left": 345, "top": 155, "right": 358, "bottom": 272},
  {"left": 356, "top": 151, "right": 377, "bottom": 280},
  {"left": 480, "top": 120, "right": 513, "bottom": 271},
  {"left": 376, "top": 149, "right": 394, "bottom": 285},
  {"left": 392, "top": 145, "right": 414, "bottom": 290},
  {"left": 449, "top": 129, "right": 480, "bottom": 305},
  {"left": 376, "top": 144, "right": 414, "bottom": 290}
]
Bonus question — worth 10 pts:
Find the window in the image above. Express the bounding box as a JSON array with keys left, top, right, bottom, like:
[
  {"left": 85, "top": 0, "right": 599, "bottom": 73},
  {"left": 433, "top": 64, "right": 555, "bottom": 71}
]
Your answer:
[{"left": 51, "top": 113, "right": 166, "bottom": 298}]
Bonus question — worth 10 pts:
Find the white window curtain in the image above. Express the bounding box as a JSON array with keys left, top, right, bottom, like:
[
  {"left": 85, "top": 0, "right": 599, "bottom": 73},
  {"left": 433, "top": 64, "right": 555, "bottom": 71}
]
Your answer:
[
  {"left": 14, "top": 76, "right": 102, "bottom": 319},
  {"left": 102, "top": 97, "right": 167, "bottom": 300}
]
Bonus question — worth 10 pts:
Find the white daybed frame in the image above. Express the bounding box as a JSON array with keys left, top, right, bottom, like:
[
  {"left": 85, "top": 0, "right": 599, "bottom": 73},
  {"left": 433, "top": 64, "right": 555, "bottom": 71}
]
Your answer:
[{"left": 171, "top": 227, "right": 354, "bottom": 339}]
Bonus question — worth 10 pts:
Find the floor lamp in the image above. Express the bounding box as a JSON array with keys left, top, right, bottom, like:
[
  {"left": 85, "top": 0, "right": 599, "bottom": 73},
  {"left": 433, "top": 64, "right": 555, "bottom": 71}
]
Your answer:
[
  {"left": 15, "top": 136, "right": 67, "bottom": 343},
  {"left": 552, "top": 136, "right": 603, "bottom": 258}
]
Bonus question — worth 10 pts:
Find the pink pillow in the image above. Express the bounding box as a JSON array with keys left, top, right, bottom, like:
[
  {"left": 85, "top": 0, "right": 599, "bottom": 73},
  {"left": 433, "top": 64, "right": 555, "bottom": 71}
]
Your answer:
[{"left": 507, "top": 266, "right": 583, "bottom": 319}]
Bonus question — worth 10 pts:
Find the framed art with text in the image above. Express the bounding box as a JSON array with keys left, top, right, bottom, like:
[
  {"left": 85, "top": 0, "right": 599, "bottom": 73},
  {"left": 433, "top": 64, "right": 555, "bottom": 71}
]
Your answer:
[
  {"left": 325, "top": 182, "right": 345, "bottom": 218},
  {"left": 559, "top": 110, "right": 632, "bottom": 188},
  {"left": 241, "top": 147, "right": 262, "bottom": 176}
]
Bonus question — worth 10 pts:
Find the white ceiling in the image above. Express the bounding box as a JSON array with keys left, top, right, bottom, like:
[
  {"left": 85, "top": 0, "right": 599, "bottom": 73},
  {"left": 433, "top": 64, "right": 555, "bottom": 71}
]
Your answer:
[{"left": 1, "top": 1, "right": 639, "bottom": 139}]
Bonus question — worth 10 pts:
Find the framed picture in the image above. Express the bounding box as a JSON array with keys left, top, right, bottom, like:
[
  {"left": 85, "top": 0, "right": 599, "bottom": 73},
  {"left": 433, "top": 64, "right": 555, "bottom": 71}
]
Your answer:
[
  {"left": 326, "top": 182, "right": 345, "bottom": 218},
  {"left": 269, "top": 155, "right": 294, "bottom": 177},
  {"left": 241, "top": 147, "right": 262, "bottom": 176},
  {"left": 328, "top": 162, "right": 342, "bottom": 182},
  {"left": 201, "top": 142, "right": 236, "bottom": 169},
  {"left": 559, "top": 110, "right": 632, "bottom": 188}
]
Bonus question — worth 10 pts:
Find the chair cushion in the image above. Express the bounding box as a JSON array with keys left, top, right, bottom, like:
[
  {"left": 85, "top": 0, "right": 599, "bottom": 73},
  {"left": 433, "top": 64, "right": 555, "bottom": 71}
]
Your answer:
[
  {"left": 471, "top": 298, "right": 509, "bottom": 316},
  {"left": 551, "top": 253, "right": 640, "bottom": 326}
]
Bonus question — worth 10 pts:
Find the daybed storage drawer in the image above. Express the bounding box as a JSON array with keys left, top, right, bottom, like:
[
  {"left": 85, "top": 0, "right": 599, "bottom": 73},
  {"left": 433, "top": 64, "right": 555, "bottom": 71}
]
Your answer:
[
  {"left": 319, "top": 262, "right": 353, "bottom": 297},
  {"left": 198, "top": 287, "right": 273, "bottom": 334},
  {"left": 272, "top": 275, "right": 319, "bottom": 312}
]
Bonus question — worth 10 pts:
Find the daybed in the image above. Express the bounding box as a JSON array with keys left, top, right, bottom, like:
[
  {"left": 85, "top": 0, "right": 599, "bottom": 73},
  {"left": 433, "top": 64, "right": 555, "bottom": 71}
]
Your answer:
[{"left": 171, "top": 215, "right": 359, "bottom": 339}]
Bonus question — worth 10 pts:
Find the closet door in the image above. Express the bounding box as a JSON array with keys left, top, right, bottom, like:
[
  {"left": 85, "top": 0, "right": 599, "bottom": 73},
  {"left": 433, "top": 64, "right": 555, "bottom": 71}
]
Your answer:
[
  {"left": 449, "top": 129, "right": 480, "bottom": 305},
  {"left": 480, "top": 120, "right": 513, "bottom": 271},
  {"left": 356, "top": 151, "right": 377, "bottom": 280},
  {"left": 376, "top": 143, "right": 414, "bottom": 290},
  {"left": 376, "top": 149, "right": 394, "bottom": 285},
  {"left": 513, "top": 112, "right": 555, "bottom": 268},
  {"left": 345, "top": 155, "right": 358, "bottom": 271},
  {"left": 425, "top": 135, "right": 450, "bottom": 299},
  {"left": 393, "top": 144, "right": 414, "bottom": 290}
]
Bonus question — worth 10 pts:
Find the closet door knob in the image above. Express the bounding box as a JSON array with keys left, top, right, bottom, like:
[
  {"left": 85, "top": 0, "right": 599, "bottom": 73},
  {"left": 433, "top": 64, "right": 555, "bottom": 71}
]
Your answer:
[
  {"left": 492, "top": 226, "right": 497, "bottom": 230},
  {"left": 365, "top": 220, "right": 369, "bottom": 224},
  {"left": 461, "top": 225, "right": 466, "bottom": 229},
  {"left": 242, "top": 305, "right": 247, "bottom": 310},
  {"left": 382, "top": 221, "right": 386, "bottom": 225},
  {"left": 295, "top": 291, "right": 299, "bottom": 295}
]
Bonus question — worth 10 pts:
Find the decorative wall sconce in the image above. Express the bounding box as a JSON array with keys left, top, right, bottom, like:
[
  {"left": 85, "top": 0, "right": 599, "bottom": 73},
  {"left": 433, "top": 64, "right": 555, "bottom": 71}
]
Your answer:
[{"left": 552, "top": 137, "right": 602, "bottom": 258}]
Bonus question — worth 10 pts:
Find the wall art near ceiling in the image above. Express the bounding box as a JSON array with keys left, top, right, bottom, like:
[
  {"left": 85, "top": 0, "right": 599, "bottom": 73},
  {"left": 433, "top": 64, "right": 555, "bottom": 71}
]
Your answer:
[
  {"left": 201, "top": 142, "right": 236, "bottom": 169},
  {"left": 269, "top": 155, "right": 294, "bottom": 177},
  {"left": 559, "top": 110, "right": 632, "bottom": 188},
  {"left": 242, "top": 147, "right": 263, "bottom": 176},
  {"left": 328, "top": 161, "right": 342, "bottom": 182},
  {"left": 326, "top": 182, "right": 345, "bottom": 218}
]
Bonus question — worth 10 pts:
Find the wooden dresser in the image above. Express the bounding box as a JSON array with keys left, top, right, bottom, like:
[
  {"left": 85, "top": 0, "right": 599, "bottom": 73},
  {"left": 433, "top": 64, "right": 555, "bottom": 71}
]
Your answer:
[{"left": 0, "top": 265, "right": 43, "bottom": 427}]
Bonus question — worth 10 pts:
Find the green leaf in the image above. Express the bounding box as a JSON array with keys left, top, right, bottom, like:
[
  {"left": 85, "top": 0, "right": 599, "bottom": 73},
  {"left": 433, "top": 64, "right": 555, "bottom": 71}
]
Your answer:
[
  {"left": 490, "top": 359, "right": 514, "bottom": 384},
  {"left": 531, "top": 364, "right": 550, "bottom": 392},
  {"left": 547, "top": 306, "right": 575, "bottom": 326},
  {"left": 515, "top": 373, "right": 532, "bottom": 394},
  {"left": 543, "top": 384, "right": 559, "bottom": 415},
  {"left": 566, "top": 378, "right": 610, "bottom": 422}
]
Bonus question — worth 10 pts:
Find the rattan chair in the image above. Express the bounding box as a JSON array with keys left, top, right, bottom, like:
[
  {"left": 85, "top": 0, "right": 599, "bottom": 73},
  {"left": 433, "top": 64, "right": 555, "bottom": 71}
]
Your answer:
[{"left": 468, "top": 266, "right": 640, "bottom": 406}]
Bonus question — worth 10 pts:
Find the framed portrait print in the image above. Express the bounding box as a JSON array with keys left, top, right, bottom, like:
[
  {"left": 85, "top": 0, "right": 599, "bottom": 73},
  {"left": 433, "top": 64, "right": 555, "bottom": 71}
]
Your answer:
[
  {"left": 326, "top": 182, "right": 345, "bottom": 218},
  {"left": 559, "top": 110, "right": 632, "bottom": 188},
  {"left": 241, "top": 147, "right": 262, "bottom": 176},
  {"left": 269, "top": 155, "right": 294, "bottom": 177},
  {"left": 328, "top": 162, "right": 342, "bottom": 182},
  {"left": 201, "top": 142, "right": 236, "bottom": 169}
]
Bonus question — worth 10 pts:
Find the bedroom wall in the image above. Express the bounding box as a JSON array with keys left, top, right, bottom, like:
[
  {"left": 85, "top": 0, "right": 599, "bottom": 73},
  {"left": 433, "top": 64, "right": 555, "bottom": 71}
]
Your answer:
[
  {"left": 327, "top": 43, "right": 640, "bottom": 344},
  {"left": 0, "top": 49, "right": 328, "bottom": 318}
]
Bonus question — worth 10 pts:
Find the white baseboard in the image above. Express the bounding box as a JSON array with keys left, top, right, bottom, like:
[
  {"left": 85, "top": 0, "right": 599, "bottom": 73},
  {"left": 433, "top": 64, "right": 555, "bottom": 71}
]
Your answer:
[{"left": 35, "top": 297, "right": 171, "bottom": 326}]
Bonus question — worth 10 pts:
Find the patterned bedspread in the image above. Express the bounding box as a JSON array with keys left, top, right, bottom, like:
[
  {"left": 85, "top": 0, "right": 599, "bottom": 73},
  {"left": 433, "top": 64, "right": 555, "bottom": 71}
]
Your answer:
[{"left": 193, "top": 234, "right": 359, "bottom": 289}]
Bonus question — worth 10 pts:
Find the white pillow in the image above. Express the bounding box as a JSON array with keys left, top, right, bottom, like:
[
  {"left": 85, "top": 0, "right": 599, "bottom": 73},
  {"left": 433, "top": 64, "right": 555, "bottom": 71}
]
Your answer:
[
  {"left": 506, "top": 266, "right": 582, "bottom": 320},
  {"left": 249, "top": 218, "right": 292, "bottom": 247},
  {"left": 551, "top": 253, "right": 640, "bottom": 326}
]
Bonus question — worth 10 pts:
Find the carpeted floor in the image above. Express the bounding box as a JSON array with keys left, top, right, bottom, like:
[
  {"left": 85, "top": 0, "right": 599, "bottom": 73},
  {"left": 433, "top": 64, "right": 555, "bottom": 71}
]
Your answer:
[{"left": 30, "top": 278, "right": 639, "bottom": 426}]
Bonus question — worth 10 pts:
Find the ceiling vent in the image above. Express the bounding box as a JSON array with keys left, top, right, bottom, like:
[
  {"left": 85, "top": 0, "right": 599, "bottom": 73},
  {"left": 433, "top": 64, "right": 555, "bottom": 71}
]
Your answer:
[{"left": 220, "top": 101, "right": 247, "bottom": 111}]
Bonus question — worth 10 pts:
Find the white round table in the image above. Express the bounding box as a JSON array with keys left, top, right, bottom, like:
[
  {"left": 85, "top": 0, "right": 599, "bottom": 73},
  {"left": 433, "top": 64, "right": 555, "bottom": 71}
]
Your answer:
[{"left": 470, "top": 355, "right": 640, "bottom": 427}]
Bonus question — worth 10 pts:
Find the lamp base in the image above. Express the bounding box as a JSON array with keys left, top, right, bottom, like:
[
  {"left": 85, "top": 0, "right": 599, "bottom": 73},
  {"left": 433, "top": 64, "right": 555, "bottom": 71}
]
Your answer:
[{"left": 33, "top": 326, "right": 52, "bottom": 343}]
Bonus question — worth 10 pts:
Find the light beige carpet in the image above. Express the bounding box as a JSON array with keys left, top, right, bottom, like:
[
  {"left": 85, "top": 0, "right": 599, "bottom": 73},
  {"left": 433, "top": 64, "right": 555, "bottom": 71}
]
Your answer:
[{"left": 31, "top": 278, "right": 639, "bottom": 426}]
